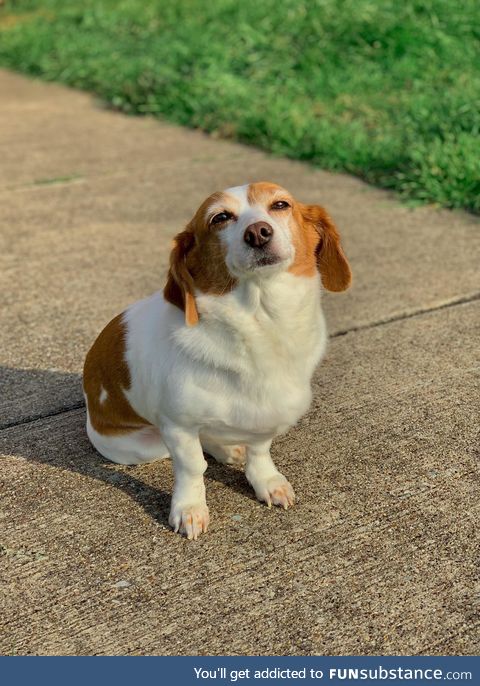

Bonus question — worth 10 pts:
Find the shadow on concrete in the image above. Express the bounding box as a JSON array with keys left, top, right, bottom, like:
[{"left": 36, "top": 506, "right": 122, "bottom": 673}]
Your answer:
[
  {"left": 0, "top": 365, "right": 84, "bottom": 430},
  {"left": 0, "top": 366, "right": 253, "bottom": 529}
]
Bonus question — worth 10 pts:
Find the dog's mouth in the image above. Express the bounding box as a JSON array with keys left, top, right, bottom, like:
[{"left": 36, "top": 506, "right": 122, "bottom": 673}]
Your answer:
[
  {"left": 255, "top": 253, "right": 282, "bottom": 267},
  {"left": 230, "top": 247, "right": 290, "bottom": 276}
]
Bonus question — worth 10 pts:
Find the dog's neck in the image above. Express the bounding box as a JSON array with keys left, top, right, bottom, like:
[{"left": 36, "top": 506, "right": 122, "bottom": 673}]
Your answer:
[
  {"left": 198, "top": 270, "right": 321, "bottom": 325},
  {"left": 176, "top": 271, "right": 326, "bottom": 378}
]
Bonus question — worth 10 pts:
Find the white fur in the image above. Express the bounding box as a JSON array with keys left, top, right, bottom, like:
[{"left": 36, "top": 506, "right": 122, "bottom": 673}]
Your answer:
[
  {"left": 221, "top": 185, "right": 294, "bottom": 275},
  {"left": 124, "top": 273, "right": 326, "bottom": 439},
  {"left": 86, "top": 271, "right": 327, "bottom": 538},
  {"left": 86, "top": 191, "right": 329, "bottom": 539}
]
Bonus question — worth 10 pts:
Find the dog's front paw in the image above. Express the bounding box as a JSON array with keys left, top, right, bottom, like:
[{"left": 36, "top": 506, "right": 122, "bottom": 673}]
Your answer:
[
  {"left": 169, "top": 502, "right": 210, "bottom": 540},
  {"left": 254, "top": 474, "right": 295, "bottom": 510}
]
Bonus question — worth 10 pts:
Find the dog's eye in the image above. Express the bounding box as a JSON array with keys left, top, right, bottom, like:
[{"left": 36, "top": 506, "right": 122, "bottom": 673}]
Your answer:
[
  {"left": 271, "top": 200, "right": 290, "bottom": 210},
  {"left": 210, "top": 211, "right": 233, "bottom": 225}
]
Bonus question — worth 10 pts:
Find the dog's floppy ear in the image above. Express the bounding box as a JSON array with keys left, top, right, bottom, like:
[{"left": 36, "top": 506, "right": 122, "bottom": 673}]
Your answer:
[
  {"left": 164, "top": 229, "right": 199, "bottom": 326},
  {"left": 302, "top": 204, "right": 352, "bottom": 292}
]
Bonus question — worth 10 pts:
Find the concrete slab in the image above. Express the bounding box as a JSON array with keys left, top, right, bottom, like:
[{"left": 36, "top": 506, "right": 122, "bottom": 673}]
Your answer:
[
  {"left": 1, "top": 302, "right": 478, "bottom": 655},
  {"left": 0, "top": 71, "right": 251, "bottom": 189},
  {"left": 1, "top": 70, "right": 479, "bottom": 656},
  {"left": 2, "top": 71, "right": 480, "bottom": 426}
]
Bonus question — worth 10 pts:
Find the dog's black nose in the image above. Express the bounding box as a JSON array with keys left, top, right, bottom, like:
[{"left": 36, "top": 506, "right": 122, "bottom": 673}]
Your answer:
[{"left": 243, "top": 222, "right": 273, "bottom": 248}]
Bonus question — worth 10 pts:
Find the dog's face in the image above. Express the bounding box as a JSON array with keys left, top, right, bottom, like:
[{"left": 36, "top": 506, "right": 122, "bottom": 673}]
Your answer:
[
  {"left": 164, "top": 182, "right": 351, "bottom": 325},
  {"left": 212, "top": 183, "right": 296, "bottom": 275}
]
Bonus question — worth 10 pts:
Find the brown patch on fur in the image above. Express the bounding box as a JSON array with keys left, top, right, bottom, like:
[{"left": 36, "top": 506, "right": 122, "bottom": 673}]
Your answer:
[
  {"left": 288, "top": 204, "right": 319, "bottom": 278},
  {"left": 300, "top": 204, "right": 352, "bottom": 291},
  {"left": 83, "top": 313, "right": 151, "bottom": 435},
  {"left": 248, "top": 182, "right": 319, "bottom": 277},
  {"left": 164, "top": 193, "right": 237, "bottom": 325},
  {"left": 249, "top": 182, "right": 326, "bottom": 280},
  {"left": 247, "top": 181, "right": 285, "bottom": 206}
]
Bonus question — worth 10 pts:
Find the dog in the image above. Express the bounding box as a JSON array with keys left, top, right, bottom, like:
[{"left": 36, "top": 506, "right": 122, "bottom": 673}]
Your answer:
[{"left": 83, "top": 182, "right": 351, "bottom": 539}]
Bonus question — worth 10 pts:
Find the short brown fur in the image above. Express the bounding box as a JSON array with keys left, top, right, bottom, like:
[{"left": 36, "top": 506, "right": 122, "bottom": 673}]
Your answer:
[
  {"left": 300, "top": 203, "right": 352, "bottom": 291},
  {"left": 247, "top": 181, "right": 284, "bottom": 206},
  {"left": 249, "top": 182, "right": 351, "bottom": 290},
  {"left": 164, "top": 193, "right": 237, "bottom": 325},
  {"left": 83, "top": 314, "right": 151, "bottom": 435}
]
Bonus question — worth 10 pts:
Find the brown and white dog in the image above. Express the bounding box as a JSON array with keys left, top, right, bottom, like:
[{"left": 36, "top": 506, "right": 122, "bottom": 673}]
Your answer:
[{"left": 83, "top": 182, "right": 351, "bottom": 539}]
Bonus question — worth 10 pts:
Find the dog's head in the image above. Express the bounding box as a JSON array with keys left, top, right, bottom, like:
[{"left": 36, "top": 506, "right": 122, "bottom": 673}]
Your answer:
[{"left": 164, "top": 182, "right": 352, "bottom": 325}]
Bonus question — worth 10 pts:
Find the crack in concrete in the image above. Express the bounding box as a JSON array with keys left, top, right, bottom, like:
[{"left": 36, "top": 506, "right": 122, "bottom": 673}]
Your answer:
[
  {"left": 0, "top": 401, "right": 85, "bottom": 432},
  {"left": 1, "top": 291, "right": 479, "bottom": 433},
  {"left": 331, "top": 291, "right": 480, "bottom": 338}
]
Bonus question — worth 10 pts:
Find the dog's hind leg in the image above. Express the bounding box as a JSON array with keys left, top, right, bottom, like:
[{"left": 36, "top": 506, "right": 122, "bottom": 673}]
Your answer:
[
  {"left": 86, "top": 412, "right": 169, "bottom": 465},
  {"left": 200, "top": 436, "right": 246, "bottom": 466}
]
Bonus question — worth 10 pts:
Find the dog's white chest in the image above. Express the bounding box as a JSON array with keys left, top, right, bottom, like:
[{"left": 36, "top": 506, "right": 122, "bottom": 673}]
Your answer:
[{"left": 124, "top": 274, "right": 327, "bottom": 442}]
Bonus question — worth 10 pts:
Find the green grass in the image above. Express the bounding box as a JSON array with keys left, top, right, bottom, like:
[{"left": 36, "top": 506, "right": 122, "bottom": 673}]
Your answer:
[{"left": 1, "top": 0, "right": 479, "bottom": 213}]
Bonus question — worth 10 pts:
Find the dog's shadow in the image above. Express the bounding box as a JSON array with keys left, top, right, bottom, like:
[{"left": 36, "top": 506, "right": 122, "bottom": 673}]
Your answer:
[{"left": 0, "top": 366, "right": 254, "bottom": 529}]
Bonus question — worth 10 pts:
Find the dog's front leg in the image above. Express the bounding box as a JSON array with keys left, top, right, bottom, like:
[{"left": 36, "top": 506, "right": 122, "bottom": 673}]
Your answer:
[
  {"left": 245, "top": 439, "right": 295, "bottom": 510},
  {"left": 161, "top": 423, "right": 209, "bottom": 540}
]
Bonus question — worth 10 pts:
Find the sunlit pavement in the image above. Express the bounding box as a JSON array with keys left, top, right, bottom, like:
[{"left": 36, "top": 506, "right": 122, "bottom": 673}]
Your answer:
[{"left": 1, "top": 70, "right": 479, "bottom": 656}]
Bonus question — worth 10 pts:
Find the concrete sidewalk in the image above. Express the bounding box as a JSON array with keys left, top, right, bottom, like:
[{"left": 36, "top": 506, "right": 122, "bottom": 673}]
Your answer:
[{"left": 0, "top": 70, "right": 479, "bottom": 656}]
